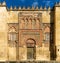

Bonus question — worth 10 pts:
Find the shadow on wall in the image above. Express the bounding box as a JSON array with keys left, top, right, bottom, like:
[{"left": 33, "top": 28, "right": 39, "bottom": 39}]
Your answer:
[{"left": 50, "top": 8, "right": 56, "bottom": 60}]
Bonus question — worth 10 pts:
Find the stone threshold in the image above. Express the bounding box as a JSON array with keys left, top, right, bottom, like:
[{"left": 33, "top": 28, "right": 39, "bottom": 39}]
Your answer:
[{"left": 0, "top": 61, "right": 60, "bottom": 63}]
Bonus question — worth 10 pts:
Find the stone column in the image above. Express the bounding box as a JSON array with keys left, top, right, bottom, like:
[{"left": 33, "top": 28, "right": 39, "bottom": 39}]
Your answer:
[
  {"left": 25, "top": 18, "right": 28, "bottom": 29},
  {"left": 29, "top": 18, "right": 32, "bottom": 29},
  {"left": 36, "top": 18, "right": 40, "bottom": 29},
  {"left": 15, "top": 41, "right": 19, "bottom": 63}
]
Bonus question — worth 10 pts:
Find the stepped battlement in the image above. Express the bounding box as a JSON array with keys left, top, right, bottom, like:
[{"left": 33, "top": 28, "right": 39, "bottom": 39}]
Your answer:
[{"left": 0, "top": 1, "right": 60, "bottom": 11}]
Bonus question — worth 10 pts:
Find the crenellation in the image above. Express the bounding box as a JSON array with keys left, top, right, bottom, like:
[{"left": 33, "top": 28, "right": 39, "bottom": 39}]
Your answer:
[
  {"left": 44, "top": 6, "right": 47, "bottom": 10},
  {"left": 36, "top": 6, "right": 39, "bottom": 10},
  {"left": 0, "top": 1, "right": 6, "bottom": 7},
  {"left": 18, "top": 6, "right": 21, "bottom": 10},
  {"left": 31, "top": 6, "right": 35, "bottom": 10},
  {"left": 10, "top": 6, "right": 13, "bottom": 10},
  {"left": 14, "top": 6, "right": 17, "bottom": 10},
  {"left": 2, "top": 5, "right": 52, "bottom": 11},
  {"left": 40, "top": 6, "right": 43, "bottom": 10},
  {"left": 58, "top": 2, "right": 60, "bottom": 6},
  {"left": 27, "top": 7, "right": 30, "bottom": 10},
  {"left": 2, "top": 1, "right": 6, "bottom": 6},
  {"left": 22, "top": 6, "right": 26, "bottom": 10},
  {"left": 0, "top": 2, "right": 2, "bottom": 5},
  {"left": 48, "top": 6, "right": 51, "bottom": 10}
]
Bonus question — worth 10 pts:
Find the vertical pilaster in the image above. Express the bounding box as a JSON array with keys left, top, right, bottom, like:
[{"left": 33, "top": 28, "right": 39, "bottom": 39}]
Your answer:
[
  {"left": 54, "top": 5, "right": 60, "bottom": 61},
  {"left": 29, "top": 18, "right": 32, "bottom": 29}
]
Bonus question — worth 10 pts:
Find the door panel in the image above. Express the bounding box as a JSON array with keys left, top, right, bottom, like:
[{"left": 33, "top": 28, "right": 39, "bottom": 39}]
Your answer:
[{"left": 27, "top": 47, "right": 35, "bottom": 59}]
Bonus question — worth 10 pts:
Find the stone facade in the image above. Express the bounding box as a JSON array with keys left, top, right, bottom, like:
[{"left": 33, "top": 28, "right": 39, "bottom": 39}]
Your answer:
[{"left": 0, "top": 1, "right": 60, "bottom": 62}]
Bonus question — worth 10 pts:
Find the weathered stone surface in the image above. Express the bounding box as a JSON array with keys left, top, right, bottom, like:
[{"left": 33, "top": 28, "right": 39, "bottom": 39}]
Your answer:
[
  {"left": 0, "top": 6, "right": 51, "bottom": 61},
  {"left": 0, "top": 4, "right": 59, "bottom": 61},
  {"left": 55, "top": 6, "right": 60, "bottom": 61}
]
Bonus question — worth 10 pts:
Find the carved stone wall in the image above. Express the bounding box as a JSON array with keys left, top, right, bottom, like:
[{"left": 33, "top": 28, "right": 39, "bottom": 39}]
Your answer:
[{"left": 0, "top": 6, "right": 51, "bottom": 61}]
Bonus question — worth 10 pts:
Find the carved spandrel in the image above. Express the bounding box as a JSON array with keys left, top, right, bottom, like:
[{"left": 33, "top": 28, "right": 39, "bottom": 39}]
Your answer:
[{"left": 8, "top": 23, "right": 18, "bottom": 33}]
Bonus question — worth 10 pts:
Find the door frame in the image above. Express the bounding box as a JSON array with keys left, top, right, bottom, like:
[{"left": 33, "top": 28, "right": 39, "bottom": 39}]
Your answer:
[{"left": 26, "top": 38, "right": 36, "bottom": 60}]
